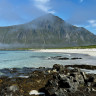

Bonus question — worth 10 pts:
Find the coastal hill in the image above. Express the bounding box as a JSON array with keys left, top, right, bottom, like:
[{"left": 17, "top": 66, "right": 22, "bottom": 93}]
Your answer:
[{"left": 0, "top": 13, "right": 96, "bottom": 49}]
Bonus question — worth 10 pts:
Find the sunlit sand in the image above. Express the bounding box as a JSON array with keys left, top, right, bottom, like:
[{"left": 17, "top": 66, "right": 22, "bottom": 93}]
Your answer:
[{"left": 33, "top": 49, "right": 96, "bottom": 56}]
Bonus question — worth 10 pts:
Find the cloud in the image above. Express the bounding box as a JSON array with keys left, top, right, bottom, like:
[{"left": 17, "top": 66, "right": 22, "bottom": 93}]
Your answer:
[
  {"left": 84, "top": 19, "right": 96, "bottom": 34},
  {"left": 33, "top": 0, "right": 55, "bottom": 13},
  {"left": 0, "top": 0, "right": 54, "bottom": 26},
  {"left": 34, "top": 0, "right": 50, "bottom": 3},
  {"left": 80, "top": 0, "right": 84, "bottom": 3},
  {"left": 88, "top": 20, "right": 96, "bottom": 27},
  {"left": 68, "top": 3, "right": 96, "bottom": 25}
]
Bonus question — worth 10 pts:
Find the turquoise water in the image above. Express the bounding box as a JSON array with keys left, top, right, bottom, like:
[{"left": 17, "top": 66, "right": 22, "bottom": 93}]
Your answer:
[{"left": 0, "top": 51, "right": 96, "bottom": 69}]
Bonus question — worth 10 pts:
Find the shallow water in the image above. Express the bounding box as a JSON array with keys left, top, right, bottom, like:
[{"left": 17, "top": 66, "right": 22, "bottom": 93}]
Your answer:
[{"left": 0, "top": 51, "right": 96, "bottom": 69}]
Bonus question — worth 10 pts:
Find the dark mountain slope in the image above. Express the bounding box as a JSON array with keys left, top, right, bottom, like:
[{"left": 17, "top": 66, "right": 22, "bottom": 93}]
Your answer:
[{"left": 0, "top": 14, "right": 96, "bottom": 48}]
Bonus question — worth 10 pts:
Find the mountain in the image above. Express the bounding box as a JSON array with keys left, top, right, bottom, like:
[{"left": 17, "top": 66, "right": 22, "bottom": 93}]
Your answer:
[{"left": 0, "top": 13, "right": 96, "bottom": 49}]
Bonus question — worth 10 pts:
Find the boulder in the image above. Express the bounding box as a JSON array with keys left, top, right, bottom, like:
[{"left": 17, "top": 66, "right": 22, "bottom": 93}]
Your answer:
[
  {"left": 87, "top": 76, "right": 94, "bottom": 82},
  {"left": 0, "top": 85, "right": 22, "bottom": 96},
  {"left": 9, "top": 85, "right": 19, "bottom": 92},
  {"left": 53, "top": 64, "right": 65, "bottom": 72},
  {"left": 80, "top": 71, "right": 87, "bottom": 80},
  {"left": 71, "top": 57, "right": 82, "bottom": 60},
  {"left": 54, "top": 88, "right": 67, "bottom": 96}
]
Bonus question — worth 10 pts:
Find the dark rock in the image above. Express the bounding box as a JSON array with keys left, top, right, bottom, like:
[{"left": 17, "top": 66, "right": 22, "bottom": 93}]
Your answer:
[
  {"left": 85, "top": 87, "right": 91, "bottom": 92},
  {"left": 88, "top": 76, "right": 94, "bottom": 82},
  {"left": 48, "top": 56, "right": 69, "bottom": 60},
  {"left": 71, "top": 57, "right": 82, "bottom": 60},
  {"left": 59, "top": 80, "right": 71, "bottom": 88},
  {"left": 87, "top": 82, "right": 91, "bottom": 87},
  {"left": 1, "top": 85, "right": 22, "bottom": 96},
  {"left": 70, "top": 69, "right": 84, "bottom": 84},
  {"left": 45, "top": 87, "right": 58, "bottom": 96},
  {"left": 0, "top": 64, "right": 96, "bottom": 96},
  {"left": 53, "top": 64, "right": 65, "bottom": 72},
  {"left": 48, "top": 79, "right": 59, "bottom": 87},
  {"left": 57, "top": 57, "right": 69, "bottom": 60},
  {"left": 71, "top": 68, "right": 81, "bottom": 73},
  {"left": 65, "top": 64, "right": 96, "bottom": 70},
  {"left": 93, "top": 83, "right": 96, "bottom": 87},
  {"left": 80, "top": 71, "right": 87, "bottom": 80},
  {"left": 54, "top": 88, "right": 67, "bottom": 96}
]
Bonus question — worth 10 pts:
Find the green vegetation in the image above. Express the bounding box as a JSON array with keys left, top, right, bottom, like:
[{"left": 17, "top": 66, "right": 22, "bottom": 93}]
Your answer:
[
  {"left": 0, "top": 45, "right": 96, "bottom": 50},
  {"left": 59, "top": 45, "right": 96, "bottom": 49}
]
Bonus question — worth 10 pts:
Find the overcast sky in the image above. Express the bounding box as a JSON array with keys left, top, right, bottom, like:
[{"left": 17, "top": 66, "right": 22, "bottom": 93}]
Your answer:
[{"left": 0, "top": 0, "right": 96, "bottom": 34}]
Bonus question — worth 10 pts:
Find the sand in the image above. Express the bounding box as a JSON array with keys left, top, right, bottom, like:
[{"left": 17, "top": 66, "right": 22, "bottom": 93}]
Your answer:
[{"left": 33, "top": 49, "right": 96, "bottom": 56}]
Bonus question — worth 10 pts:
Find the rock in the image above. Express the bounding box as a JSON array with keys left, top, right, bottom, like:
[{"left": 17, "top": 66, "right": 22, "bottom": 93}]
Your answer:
[
  {"left": 93, "top": 82, "right": 96, "bottom": 87},
  {"left": 8, "top": 85, "right": 19, "bottom": 92},
  {"left": 1, "top": 64, "right": 96, "bottom": 96},
  {"left": 70, "top": 73, "right": 84, "bottom": 84},
  {"left": 87, "top": 82, "right": 91, "bottom": 87},
  {"left": 1, "top": 85, "right": 21, "bottom": 96},
  {"left": 46, "top": 87, "right": 58, "bottom": 96},
  {"left": 71, "top": 68, "right": 81, "bottom": 73},
  {"left": 57, "top": 57, "right": 69, "bottom": 60},
  {"left": 54, "top": 88, "right": 67, "bottom": 96},
  {"left": 59, "top": 80, "right": 71, "bottom": 88},
  {"left": 70, "top": 68, "right": 85, "bottom": 84},
  {"left": 80, "top": 71, "right": 87, "bottom": 80},
  {"left": 58, "top": 74, "right": 67, "bottom": 81},
  {"left": 48, "top": 56, "right": 69, "bottom": 60},
  {"left": 94, "top": 78, "right": 96, "bottom": 82},
  {"left": 53, "top": 64, "right": 65, "bottom": 72},
  {"left": 45, "top": 73, "right": 78, "bottom": 94},
  {"left": 47, "top": 79, "right": 59, "bottom": 87},
  {"left": 0, "top": 79, "right": 2, "bottom": 83},
  {"left": 88, "top": 76, "right": 94, "bottom": 82},
  {"left": 47, "top": 70, "right": 51, "bottom": 73},
  {"left": 52, "top": 69, "right": 57, "bottom": 73},
  {"left": 91, "top": 88, "right": 96, "bottom": 92},
  {"left": 71, "top": 57, "right": 82, "bottom": 60},
  {"left": 85, "top": 87, "right": 91, "bottom": 92}
]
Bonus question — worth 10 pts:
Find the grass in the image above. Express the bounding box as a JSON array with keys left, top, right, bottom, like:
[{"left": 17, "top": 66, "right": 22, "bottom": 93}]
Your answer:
[
  {"left": 0, "top": 45, "right": 96, "bottom": 50},
  {"left": 47, "top": 45, "right": 96, "bottom": 49}
]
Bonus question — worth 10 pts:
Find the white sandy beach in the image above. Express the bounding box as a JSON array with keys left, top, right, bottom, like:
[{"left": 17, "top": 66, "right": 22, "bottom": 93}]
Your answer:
[{"left": 33, "top": 49, "right": 96, "bottom": 56}]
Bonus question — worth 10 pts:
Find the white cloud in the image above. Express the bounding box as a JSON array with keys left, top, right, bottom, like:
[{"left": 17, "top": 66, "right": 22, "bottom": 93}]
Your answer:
[
  {"left": 80, "top": 0, "right": 84, "bottom": 3},
  {"left": 34, "top": 0, "right": 50, "bottom": 4},
  {"left": 88, "top": 20, "right": 96, "bottom": 27},
  {"left": 33, "top": 0, "right": 55, "bottom": 13},
  {"left": 84, "top": 20, "right": 96, "bottom": 34},
  {"left": 88, "top": 20, "right": 96, "bottom": 24}
]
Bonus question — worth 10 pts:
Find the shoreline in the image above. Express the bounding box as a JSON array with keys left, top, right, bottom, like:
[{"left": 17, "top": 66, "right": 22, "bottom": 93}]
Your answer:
[
  {"left": 0, "top": 64, "right": 96, "bottom": 96},
  {"left": 32, "top": 48, "right": 96, "bottom": 56},
  {"left": 0, "top": 48, "right": 96, "bottom": 56}
]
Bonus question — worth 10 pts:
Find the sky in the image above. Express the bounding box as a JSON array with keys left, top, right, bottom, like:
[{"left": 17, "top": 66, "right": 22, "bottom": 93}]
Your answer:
[{"left": 0, "top": 0, "right": 96, "bottom": 34}]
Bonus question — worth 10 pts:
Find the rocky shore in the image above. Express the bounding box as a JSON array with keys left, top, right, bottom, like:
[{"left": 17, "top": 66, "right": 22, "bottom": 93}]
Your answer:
[{"left": 0, "top": 64, "right": 96, "bottom": 96}]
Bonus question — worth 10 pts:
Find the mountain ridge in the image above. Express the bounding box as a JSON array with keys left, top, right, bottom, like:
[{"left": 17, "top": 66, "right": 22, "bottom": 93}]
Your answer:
[{"left": 0, "top": 13, "right": 96, "bottom": 49}]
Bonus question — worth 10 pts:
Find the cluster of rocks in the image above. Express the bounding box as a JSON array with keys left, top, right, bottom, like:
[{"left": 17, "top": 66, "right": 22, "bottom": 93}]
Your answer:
[
  {"left": 48, "top": 56, "right": 82, "bottom": 60},
  {"left": 1, "top": 85, "right": 22, "bottom": 96},
  {"left": 45, "top": 64, "right": 96, "bottom": 96},
  {"left": 0, "top": 64, "right": 96, "bottom": 96},
  {"left": 65, "top": 64, "right": 96, "bottom": 70}
]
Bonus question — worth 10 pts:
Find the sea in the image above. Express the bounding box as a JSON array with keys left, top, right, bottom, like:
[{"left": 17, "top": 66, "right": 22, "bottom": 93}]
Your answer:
[{"left": 0, "top": 51, "right": 96, "bottom": 69}]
